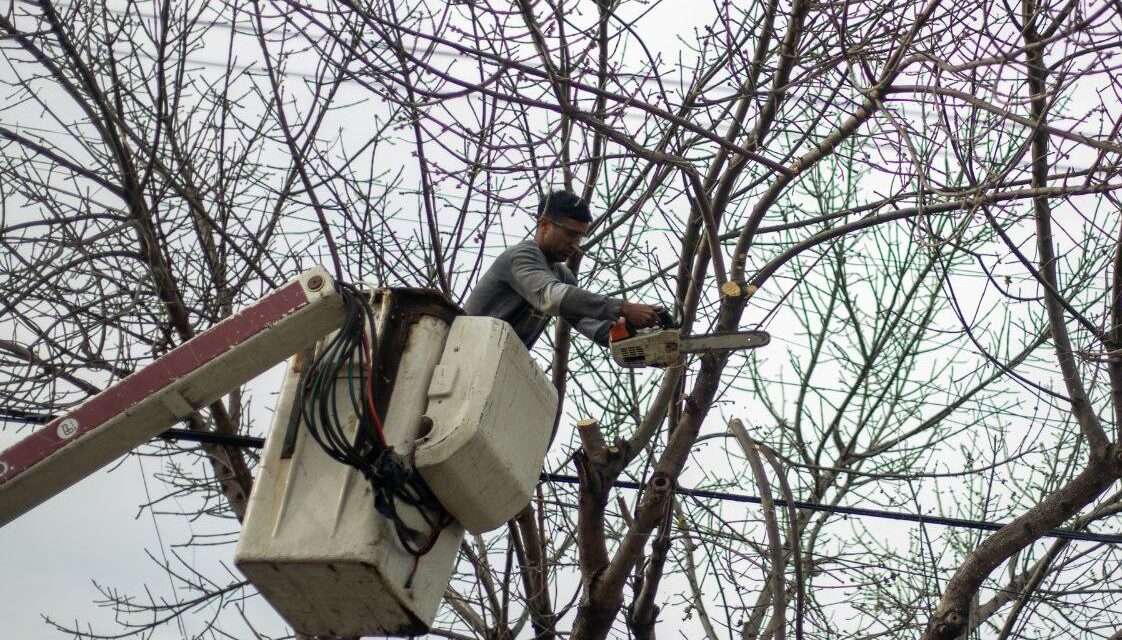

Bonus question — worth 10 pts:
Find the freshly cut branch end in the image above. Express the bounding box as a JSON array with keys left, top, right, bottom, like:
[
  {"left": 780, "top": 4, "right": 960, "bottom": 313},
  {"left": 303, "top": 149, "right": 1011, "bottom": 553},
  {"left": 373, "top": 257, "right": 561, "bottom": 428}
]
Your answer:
[
  {"left": 720, "top": 280, "right": 744, "bottom": 298},
  {"left": 577, "top": 418, "right": 610, "bottom": 465}
]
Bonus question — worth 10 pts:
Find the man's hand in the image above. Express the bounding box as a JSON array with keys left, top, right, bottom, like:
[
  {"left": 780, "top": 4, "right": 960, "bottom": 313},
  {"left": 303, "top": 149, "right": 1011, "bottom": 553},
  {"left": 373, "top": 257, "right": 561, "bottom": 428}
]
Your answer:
[{"left": 620, "top": 302, "right": 662, "bottom": 329}]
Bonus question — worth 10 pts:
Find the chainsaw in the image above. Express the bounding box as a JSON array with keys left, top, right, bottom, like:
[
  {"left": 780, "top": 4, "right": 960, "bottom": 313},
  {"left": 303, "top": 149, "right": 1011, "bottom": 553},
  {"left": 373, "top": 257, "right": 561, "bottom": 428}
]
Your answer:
[{"left": 609, "top": 308, "right": 770, "bottom": 368}]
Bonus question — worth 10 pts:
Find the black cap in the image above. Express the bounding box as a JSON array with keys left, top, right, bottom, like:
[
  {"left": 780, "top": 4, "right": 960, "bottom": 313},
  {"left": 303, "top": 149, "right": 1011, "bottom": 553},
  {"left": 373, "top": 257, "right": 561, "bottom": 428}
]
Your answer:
[{"left": 538, "top": 190, "right": 591, "bottom": 223}]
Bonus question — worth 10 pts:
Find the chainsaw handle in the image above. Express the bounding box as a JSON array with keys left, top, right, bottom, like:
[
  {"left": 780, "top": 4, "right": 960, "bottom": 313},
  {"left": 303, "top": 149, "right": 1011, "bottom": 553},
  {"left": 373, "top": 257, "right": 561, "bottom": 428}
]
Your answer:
[
  {"left": 610, "top": 307, "right": 676, "bottom": 343},
  {"left": 655, "top": 307, "right": 677, "bottom": 329}
]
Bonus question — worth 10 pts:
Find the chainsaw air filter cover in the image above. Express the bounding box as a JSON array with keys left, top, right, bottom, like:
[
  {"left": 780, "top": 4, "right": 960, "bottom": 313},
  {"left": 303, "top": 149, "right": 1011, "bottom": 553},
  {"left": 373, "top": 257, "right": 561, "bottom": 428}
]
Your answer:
[{"left": 611, "top": 328, "right": 683, "bottom": 368}]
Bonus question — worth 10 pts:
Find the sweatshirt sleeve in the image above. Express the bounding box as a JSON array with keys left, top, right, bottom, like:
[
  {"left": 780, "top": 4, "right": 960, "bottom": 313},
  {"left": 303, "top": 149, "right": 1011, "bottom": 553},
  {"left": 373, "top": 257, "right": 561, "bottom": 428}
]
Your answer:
[
  {"left": 570, "top": 317, "right": 615, "bottom": 346},
  {"left": 507, "top": 244, "right": 623, "bottom": 322}
]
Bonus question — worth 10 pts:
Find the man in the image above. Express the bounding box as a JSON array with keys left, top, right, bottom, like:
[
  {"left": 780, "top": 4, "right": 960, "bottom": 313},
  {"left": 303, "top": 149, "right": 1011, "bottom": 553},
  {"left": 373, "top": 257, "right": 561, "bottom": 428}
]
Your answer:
[{"left": 465, "top": 189, "right": 662, "bottom": 348}]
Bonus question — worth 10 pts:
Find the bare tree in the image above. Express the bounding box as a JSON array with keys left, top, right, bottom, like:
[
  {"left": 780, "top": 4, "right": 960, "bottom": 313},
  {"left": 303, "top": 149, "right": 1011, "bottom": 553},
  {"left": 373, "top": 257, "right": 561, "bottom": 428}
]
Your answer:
[{"left": 3, "top": 0, "right": 1122, "bottom": 638}]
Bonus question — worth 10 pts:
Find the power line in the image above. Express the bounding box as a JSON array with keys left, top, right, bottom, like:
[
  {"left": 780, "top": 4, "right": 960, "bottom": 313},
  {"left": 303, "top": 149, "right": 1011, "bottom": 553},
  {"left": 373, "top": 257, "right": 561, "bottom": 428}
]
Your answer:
[
  {"left": 4, "top": 418, "right": 1117, "bottom": 544},
  {"left": 156, "top": 428, "right": 267, "bottom": 450},
  {"left": 540, "top": 473, "right": 1122, "bottom": 546},
  {"left": 151, "top": 426, "right": 1122, "bottom": 546}
]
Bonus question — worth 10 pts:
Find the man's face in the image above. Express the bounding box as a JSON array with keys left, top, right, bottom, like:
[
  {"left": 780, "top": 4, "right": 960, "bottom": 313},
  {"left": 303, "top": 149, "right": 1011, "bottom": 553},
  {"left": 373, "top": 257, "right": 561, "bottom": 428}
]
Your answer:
[{"left": 537, "top": 217, "right": 589, "bottom": 262}]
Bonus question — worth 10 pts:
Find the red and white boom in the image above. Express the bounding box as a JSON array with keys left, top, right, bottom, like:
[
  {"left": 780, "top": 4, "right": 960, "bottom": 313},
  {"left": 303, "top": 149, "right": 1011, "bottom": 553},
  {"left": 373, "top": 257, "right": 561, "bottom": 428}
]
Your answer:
[
  {"left": 0, "top": 265, "right": 560, "bottom": 637},
  {"left": 0, "top": 267, "right": 345, "bottom": 526}
]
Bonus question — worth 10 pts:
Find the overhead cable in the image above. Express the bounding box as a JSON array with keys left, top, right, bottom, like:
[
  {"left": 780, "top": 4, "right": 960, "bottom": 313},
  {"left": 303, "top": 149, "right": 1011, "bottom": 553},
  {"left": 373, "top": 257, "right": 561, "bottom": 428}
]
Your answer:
[{"left": 147, "top": 426, "right": 1122, "bottom": 545}]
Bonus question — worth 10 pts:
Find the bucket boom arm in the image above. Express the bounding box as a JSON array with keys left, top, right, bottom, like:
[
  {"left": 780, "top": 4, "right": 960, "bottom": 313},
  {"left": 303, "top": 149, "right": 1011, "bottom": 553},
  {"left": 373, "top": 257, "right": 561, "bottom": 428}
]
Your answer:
[{"left": 0, "top": 267, "right": 345, "bottom": 526}]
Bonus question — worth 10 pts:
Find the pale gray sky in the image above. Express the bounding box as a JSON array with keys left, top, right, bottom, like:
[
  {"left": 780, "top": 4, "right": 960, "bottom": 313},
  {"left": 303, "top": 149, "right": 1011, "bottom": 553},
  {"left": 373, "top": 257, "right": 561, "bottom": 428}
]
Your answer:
[{"left": 3, "top": 1, "right": 1119, "bottom": 638}]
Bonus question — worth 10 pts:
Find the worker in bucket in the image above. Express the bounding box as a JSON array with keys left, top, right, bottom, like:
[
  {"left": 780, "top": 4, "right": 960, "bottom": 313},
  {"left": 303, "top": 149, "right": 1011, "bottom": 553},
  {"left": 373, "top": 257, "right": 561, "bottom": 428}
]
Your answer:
[{"left": 465, "top": 189, "right": 663, "bottom": 348}]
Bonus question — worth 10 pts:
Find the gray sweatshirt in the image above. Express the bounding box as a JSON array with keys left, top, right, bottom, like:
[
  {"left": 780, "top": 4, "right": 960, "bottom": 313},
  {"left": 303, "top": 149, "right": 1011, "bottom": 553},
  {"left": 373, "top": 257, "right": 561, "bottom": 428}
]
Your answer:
[{"left": 464, "top": 240, "right": 623, "bottom": 347}]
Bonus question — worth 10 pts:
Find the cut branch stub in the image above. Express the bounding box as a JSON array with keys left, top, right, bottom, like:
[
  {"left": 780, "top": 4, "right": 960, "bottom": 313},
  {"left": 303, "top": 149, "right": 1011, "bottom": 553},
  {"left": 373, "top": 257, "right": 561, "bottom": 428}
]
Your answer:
[
  {"left": 578, "top": 417, "right": 610, "bottom": 466},
  {"left": 573, "top": 417, "right": 632, "bottom": 628},
  {"left": 719, "top": 280, "right": 761, "bottom": 301},
  {"left": 575, "top": 419, "right": 629, "bottom": 499}
]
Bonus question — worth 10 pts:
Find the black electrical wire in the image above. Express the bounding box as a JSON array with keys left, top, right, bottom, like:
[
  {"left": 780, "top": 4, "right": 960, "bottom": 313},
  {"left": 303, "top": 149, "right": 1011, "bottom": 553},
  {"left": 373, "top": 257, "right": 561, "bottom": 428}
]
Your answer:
[
  {"left": 9, "top": 399, "right": 1121, "bottom": 546},
  {"left": 150, "top": 427, "right": 1122, "bottom": 546},
  {"left": 540, "top": 473, "right": 1122, "bottom": 545},
  {"left": 157, "top": 429, "right": 265, "bottom": 449},
  {"left": 295, "top": 282, "right": 451, "bottom": 558}
]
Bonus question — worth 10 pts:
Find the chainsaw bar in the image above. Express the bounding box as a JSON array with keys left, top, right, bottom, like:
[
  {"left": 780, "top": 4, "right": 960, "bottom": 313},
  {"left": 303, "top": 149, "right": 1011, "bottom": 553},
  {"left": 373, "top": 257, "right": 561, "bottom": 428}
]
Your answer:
[
  {"left": 610, "top": 327, "right": 771, "bottom": 369},
  {"left": 679, "top": 330, "right": 770, "bottom": 353}
]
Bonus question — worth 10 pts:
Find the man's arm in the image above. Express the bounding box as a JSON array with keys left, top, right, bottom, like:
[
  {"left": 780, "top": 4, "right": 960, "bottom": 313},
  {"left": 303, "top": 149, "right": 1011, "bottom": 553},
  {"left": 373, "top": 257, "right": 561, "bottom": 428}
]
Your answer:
[
  {"left": 506, "top": 245, "right": 622, "bottom": 321},
  {"left": 568, "top": 317, "right": 614, "bottom": 346}
]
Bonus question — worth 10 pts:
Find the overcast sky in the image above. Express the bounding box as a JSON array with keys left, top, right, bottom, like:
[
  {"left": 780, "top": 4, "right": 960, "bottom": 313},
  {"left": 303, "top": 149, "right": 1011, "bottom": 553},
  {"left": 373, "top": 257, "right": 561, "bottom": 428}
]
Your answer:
[{"left": 3, "top": 1, "right": 1116, "bottom": 638}]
